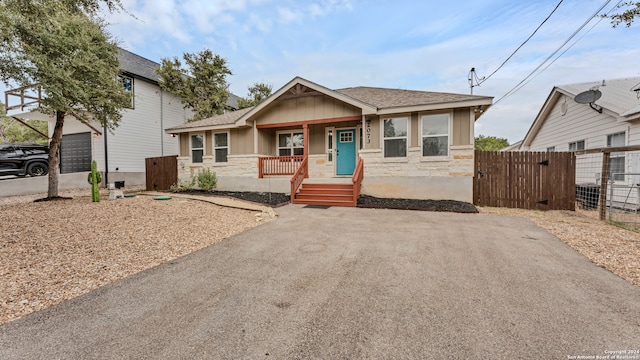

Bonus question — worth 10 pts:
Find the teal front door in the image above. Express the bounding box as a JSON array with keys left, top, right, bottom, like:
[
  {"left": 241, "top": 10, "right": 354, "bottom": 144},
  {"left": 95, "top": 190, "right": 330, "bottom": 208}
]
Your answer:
[{"left": 336, "top": 129, "right": 356, "bottom": 175}]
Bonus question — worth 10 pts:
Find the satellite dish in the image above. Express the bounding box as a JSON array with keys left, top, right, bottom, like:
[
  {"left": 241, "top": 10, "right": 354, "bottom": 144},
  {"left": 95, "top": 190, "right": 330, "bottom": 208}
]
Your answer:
[
  {"left": 574, "top": 89, "right": 602, "bottom": 104},
  {"left": 574, "top": 89, "right": 603, "bottom": 113}
]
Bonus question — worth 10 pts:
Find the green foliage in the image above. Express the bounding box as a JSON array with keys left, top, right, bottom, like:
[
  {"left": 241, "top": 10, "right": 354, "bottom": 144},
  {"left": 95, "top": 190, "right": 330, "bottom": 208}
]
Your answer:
[
  {"left": 604, "top": 1, "right": 640, "bottom": 27},
  {"left": 0, "top": 0, "right": 129, "bottom": 197},
  {"left": 169, "top": 177, "right": 196, "bottom": 193},
  {"left": 157, "top": 49, "right": 232, "bottom": 122},
  {"left": 196, "top": 168, "right": 217, "bottom": 192},
  {"left": 0, "top": 103, "right": 49, "bottom": 144},
  {"left": 238, "top": 82, "right": 273, "bottom": 109},
  {"left": 474, "top": 135, "right": 510, "bottom": 151}
]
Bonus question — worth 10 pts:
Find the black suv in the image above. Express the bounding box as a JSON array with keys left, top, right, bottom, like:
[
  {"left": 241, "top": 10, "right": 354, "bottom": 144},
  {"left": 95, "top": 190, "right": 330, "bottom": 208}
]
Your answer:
[{"left": 0, "top": 144, "right": 49, "bottom": 177}]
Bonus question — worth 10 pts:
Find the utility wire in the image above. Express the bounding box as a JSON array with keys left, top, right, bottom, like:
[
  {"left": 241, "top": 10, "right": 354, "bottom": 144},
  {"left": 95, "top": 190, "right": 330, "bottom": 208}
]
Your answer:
[
  {"left": 503, "top": 0, "right": 623, "bottom": 99},
  {"left": 478, "top": 0, "right": 564, "bottom": 85},
  {"left": 493, "top": 0, "right": 614, "bottom": 106}
]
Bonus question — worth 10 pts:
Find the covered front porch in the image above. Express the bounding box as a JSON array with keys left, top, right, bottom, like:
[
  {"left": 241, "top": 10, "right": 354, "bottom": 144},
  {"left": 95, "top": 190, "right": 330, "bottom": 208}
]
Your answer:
[{"left": 255, "top": 116, "right": 365, "bottom": 207}]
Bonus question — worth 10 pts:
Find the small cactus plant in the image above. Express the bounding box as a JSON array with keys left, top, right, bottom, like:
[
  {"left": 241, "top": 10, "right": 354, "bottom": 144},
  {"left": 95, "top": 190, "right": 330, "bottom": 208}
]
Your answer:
[{"left": 87, "top": 160, "right": 102, "bottom": 202}]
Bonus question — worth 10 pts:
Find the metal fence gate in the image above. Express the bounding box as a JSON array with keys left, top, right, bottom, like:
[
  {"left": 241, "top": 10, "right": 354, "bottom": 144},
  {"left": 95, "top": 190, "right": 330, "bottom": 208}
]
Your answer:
[{"left": 474, "top": 150, "right": 576, "bottom": 210}]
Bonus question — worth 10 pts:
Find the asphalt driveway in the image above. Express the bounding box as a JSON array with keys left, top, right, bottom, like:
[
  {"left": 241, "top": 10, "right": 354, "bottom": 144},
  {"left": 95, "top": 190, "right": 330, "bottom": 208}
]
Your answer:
[{"left": 1, "top": 205, "right": 639, "bottom": 359}]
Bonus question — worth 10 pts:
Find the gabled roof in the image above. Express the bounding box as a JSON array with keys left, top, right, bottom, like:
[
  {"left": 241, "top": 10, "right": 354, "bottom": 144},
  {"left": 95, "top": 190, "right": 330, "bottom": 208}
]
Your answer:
[
  {"left": 521, "top": 77, "right": 640, "bottom": 149},
  {"left": 167, "top": 76, "right": 493, "bottom": 133}
]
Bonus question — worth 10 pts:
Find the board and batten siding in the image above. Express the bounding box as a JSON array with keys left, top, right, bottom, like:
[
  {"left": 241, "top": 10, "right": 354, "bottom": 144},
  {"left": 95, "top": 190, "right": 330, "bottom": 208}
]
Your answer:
[
  {"left": 258, "top": 95, "right": 361, "bottom": 125},
  {"left": 526, "top": 94, "right": 631, "bottom": 151}
]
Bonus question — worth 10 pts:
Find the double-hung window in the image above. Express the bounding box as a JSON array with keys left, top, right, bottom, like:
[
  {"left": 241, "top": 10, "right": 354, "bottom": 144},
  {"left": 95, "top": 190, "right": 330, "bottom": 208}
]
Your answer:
[
  {"left": 569, "top": 140, "right": 585, "bottom": 151},
  {"left": 383, "top": 117, "right": 408, "bottom": 158},
  {"left": 191, "top": 133, "right": 204, "bottom": 163},
  {"left": 421, "top": 114, "right": 449, "bottom": 157},
  {"left": 278, "top": 131, "right": 304, "bottom": 156},
  {"left": 607, "top": 132, "right": 625, "bottom": 181},
  {"left": 214, "top": 132, "right": 228, "bottom": 163}
]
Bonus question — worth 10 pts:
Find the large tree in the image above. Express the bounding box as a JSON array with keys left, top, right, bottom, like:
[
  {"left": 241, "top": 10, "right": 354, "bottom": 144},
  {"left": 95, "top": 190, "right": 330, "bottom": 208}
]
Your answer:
[
  {"left": 474, "top": 135, "right": 510, "bottom": 151},
  {"left": 237, "top": 82, "right": 273, "bottom": 109},
  {"left": 0, "top": 0, "right": 130, "bottom": 198},
  {"left": 606, "top": 1, "right": 640, "bottom": 27},
  {"left": 157, "top": 49, "right": 233, "bottom": 122}
]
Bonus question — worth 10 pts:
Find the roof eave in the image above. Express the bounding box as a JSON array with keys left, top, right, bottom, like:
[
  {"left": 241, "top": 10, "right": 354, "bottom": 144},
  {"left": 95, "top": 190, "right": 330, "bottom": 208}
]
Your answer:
[{"left": 376, "top": 98, "right": 493, "bottom": 116}]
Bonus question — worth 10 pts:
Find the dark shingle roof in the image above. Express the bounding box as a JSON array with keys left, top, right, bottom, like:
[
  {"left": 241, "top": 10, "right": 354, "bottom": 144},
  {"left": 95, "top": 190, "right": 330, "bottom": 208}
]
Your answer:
[
  {"left": 165, "top": 107, "right": 253, "bottom": 131},
  {"left": 118, "top": 48, "right": 160, "bottom": 83},
  {"left": 336, "top": 87, "right": 491, "bottom": 109}
]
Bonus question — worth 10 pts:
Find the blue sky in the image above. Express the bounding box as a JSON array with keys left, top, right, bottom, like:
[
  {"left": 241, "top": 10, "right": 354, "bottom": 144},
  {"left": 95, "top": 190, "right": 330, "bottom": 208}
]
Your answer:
[{"left": 9, "top": 0, "right": 640, "bottom": 144}]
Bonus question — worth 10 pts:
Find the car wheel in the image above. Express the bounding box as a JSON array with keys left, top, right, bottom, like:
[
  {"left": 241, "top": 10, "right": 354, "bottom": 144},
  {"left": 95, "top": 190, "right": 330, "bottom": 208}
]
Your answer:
[{"left": 27, "top": 162, "right": 48, "bottom": 176}]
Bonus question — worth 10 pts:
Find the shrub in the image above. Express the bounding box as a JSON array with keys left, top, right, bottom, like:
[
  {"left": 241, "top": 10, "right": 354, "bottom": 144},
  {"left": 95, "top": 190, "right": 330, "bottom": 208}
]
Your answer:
[
  {"left": 196, "top": 168, "right": 217, "bottom": 192},
  {"left": 169, "top": 177, "right": 196, "bottom": 192}
]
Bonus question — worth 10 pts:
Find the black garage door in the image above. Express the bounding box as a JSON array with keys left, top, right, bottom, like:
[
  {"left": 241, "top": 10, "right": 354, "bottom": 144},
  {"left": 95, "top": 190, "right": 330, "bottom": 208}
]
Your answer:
[{"left": 60, "top": 132, "right": 92, "bottom": 174}]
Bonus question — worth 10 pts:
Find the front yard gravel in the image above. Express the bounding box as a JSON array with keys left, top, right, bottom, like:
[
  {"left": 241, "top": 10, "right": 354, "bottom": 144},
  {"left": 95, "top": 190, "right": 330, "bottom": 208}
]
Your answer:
[
  {"left": 1, "top": 188, "right": 638, "bottom": 326},
  {"left": 0, "top": 189, "right": 266, "bottom": 325}
]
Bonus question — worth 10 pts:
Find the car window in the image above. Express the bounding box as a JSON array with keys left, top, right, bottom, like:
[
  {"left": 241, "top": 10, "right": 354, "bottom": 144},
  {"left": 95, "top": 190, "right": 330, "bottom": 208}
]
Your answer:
[{"left": 0, "top": 147, "right": 16, "bottom": 157}]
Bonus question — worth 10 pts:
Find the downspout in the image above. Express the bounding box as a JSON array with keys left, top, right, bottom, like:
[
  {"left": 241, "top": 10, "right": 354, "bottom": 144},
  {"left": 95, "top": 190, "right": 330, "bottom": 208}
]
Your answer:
[
  {"left": 160, "top": 89, "right": 164, "bottom": 156},
  {"left": 103, "top": 125, "right": 109, "bottom": 187}
]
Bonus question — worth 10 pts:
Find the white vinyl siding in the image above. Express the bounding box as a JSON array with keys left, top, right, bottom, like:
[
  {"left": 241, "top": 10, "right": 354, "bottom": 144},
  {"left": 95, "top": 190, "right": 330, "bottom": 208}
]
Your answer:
[{"left": 527, "top": 94, "right": 627, "bottom": 151}]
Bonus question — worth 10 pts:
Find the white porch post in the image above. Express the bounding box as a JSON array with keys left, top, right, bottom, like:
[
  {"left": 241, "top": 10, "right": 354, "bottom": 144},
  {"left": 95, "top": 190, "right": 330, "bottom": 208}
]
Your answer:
[
  {"left": 253, "top": 121, "right": 258, "bottom": 154},
  {"left": 361, "top": 115, "right": 366, "bottom": 150}
]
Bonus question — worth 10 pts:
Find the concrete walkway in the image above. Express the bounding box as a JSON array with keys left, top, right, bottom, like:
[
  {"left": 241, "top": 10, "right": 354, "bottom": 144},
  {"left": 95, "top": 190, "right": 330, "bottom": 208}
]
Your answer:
[
  {"left": 142, "top": 191, "right": 278, "bottom": 216},
  {"left": 1, "top": 205, "right": 638, "bottom": 359}
]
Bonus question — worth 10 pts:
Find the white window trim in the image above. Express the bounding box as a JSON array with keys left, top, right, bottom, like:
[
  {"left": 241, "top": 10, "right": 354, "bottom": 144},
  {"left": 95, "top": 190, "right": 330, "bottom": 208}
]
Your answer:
[
  {"left": 213, "top": 131, "right": 230, "bottom": 163},
  {"left": 607, "top": 131, "right": 626, "bottom": 181},
  {"left": 419, "top": 112, "right": 451, "bottom": 159},
  {"left": 547, "top": 146, "right": 556, "bottom": 152},
  {"left": 276, "top": 130, "right": 304, "bottom": 156},
  {"left": 381, "top": 116, "right": 409, "bottom": 158},
  {"left": 190, "top": 132, "right": 205, "bottom": 164},
  {"left": 326, "top": 127, "right": 335, "bottom": 164},
  {"left": 568, "top": 139, "right": 585, "bottom": 151},
  {"left": 119, "top": 74, "right": 134, "bottom": 109}
]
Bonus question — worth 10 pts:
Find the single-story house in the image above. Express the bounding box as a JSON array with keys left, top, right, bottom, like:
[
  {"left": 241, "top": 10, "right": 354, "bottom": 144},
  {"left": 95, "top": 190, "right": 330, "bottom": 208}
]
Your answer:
[{"left": 166, "top": 77, "right": 492, "bottom": 205}]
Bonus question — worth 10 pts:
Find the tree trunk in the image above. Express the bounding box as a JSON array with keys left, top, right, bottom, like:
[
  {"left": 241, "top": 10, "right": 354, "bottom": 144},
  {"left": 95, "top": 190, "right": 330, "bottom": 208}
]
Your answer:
[{"left": 47, "top": 111, "right": 65, "bottom": 198}]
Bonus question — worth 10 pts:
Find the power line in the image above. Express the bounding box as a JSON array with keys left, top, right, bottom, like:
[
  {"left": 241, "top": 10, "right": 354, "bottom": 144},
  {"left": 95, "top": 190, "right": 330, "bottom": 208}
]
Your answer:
[
  {"left": 493, "top": 0, "right": 615, "bottom": 106},
  {"left": 479, "top": 0, "right": 564, "bottom": 85},
  {"left": 502, "top": 0, "right": 623, "bottom": 99}
]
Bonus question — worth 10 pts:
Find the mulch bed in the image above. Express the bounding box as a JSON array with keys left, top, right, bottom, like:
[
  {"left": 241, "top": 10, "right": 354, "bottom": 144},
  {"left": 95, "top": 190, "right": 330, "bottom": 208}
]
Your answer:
[
  {"left": 176, "top": 190, "right": 478, "bottom": 213},
  {"left": 357, "top": 195, "right": 478, "bottom": 213}
]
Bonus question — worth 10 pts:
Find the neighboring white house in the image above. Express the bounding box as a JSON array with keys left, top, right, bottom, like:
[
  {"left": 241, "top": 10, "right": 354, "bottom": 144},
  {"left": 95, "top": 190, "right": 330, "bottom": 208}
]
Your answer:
[
  {"left": 517, "top": 77, "right": 640, "bottom": 209},
  {"left": 5, "top": 49, "right": 238, "bottom": 188}
]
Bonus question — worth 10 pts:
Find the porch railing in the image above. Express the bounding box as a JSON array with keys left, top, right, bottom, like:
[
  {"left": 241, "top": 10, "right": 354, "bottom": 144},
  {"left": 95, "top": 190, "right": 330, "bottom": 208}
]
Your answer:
[
  {"left": 258, "top": 155, "right": 305, "bottom": 178},
  {"left": 352, "top": 157, "right": 364, "bottom": 205},
  {"left": 290, "top": 157, "right": 308, "bottom": 203}
]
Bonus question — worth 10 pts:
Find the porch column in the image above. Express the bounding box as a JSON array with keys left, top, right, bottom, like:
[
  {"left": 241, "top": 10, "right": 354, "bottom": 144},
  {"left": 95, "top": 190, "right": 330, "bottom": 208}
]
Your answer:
[
  {"left": 303, "top": 123, "right": 309, "bottom": 178},
  {"left": 361, "top": 115, "right": 366, "bottom": 150}
]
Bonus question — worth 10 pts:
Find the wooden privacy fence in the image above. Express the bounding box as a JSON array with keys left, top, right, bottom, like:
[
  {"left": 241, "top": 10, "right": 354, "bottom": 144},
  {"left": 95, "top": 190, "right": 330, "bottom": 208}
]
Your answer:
[
  {"left": 145, "top": 155, "right": 178, "bottom": 191},
  {"left": 474, "top": 151, "right": 576, "bottom": 210}
]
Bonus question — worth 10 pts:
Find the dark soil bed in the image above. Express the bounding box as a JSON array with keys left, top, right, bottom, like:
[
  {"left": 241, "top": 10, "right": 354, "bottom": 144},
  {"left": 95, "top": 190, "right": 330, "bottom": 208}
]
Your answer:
[
  {"left": 174, "top": 190, "right": 477, "bottom": 213},
  {"left": 357, "top": 195, "right": 478, "bottom": 213},
  {"left": 176, "top": 190, "right": 291, "bottom": 207}
]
